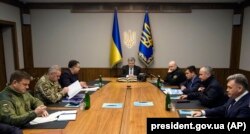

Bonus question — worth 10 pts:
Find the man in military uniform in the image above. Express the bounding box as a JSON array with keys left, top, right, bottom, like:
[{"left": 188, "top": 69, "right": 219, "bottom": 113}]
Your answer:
[
  {"left": 34, "top": 65, "right": 69, "bottom": 104},
  {"left": 164, "top": 61, "right": 186, "bottom": 86},
  {"left": 0, "top": 71, "right": 48, "bottom": 127}
]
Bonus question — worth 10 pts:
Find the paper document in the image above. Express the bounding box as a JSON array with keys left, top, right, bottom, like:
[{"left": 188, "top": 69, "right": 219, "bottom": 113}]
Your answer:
[
  {"left": 186, "top": 115, "right": 206, "bottom": 118},
  {"left": 57, "top": 114, "right": 76, "bottom": 121},
  {"left": 30, "top": 110, "right": 78, "bottom": 125},
  {"left": 102, "top": 103, "right": 123, "bottom": 108},
  {"left": 162, "top": 88, "right": 183, "bottom": 95},
  {"left": 30, "top": 111, "right": 62, "bottom": 125},
  {"left": 170, "top": 96, "right": 181, "bottom": 100},
  {"left": 81, "top": 87, "right": 99, "bottom": 92},
  {"left": 68, "top": 80, "right": 82, "bottom": 99},
  {"left": 134, "top": 101, "right": 154, "bottom": 107},
  {"left": 179, "top": 110, "right": 193, "bottom": 115},
  {"left": 65, "top": 103, "right": 80, "bottom": 107}
]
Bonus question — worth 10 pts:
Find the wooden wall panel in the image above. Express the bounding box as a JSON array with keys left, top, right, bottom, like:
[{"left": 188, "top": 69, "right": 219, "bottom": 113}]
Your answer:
[
  {"left": 22, "top": 25, "right": 34, "bottom": 68},
  {"left": 22, "top": 68, "right": 248, "bottom": 91},
  {"left": 239, "top": 69, "right": 250, "bottom": 86}
]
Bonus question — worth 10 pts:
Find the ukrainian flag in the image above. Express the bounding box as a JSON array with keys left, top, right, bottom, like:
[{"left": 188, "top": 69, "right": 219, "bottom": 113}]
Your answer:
[
  {"left": 110, "top": 10, "right": 122, "bottom": 67},
  {"left": 138, "top": 11, "right": 154, "bottom": 67}
]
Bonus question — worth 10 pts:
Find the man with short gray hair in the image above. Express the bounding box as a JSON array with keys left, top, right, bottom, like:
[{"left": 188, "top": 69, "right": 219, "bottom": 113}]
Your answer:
[
  {"left": 193, "top": 73, "right": 250, "bottom": 118},
  {"left": 121, "top": 57, "right": 141, "bottom": 77},
  {"left": 34, "top": 65, "right": 69, "bottom": 104}
]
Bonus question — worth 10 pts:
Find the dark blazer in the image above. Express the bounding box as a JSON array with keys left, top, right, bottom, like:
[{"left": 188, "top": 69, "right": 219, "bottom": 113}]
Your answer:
[
  {"left": 0, "top": 123, "right": 22, "bottom": 134},
  {"left": 205, "top": 92, "right": 250, "bottom": 118},
  {"left": 59, "top": 68, "right": 78, "bottom": 88},
  {"left": 187, "top": 76, "right": 228, "bottom": 108},
  {"left": 164, "top": 67, "right": 186, "bottom": 86},
  {"left": 121, "top": 65, "right": 141, "bottom": 77},
  {"left": 181, "top": 75, "right": 201, "bottom": 94}
]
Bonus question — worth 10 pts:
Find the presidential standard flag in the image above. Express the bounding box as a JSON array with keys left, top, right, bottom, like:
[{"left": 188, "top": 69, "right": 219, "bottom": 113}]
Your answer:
[
  {"left": 138, "top": 11, "right": 154, "bottom": 67},
  {"left": 110, "top": 10, "right": 123, "bottom": 67}
]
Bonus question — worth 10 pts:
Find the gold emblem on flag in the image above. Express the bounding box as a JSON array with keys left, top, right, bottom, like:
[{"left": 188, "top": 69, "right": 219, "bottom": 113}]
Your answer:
[{"left": 123, "top": 30, "right": 136, "bottom": 48}]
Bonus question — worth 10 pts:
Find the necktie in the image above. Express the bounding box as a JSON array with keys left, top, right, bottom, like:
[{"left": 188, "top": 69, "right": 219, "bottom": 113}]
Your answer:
[
  {"left": 129, "top": 68, "right": 133, "bottom": 75},
  {"left": 227, "top": 99, "right": 236, "bottom": 112}
]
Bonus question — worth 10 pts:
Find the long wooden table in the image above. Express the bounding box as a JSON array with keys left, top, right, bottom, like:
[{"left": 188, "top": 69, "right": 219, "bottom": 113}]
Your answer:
[{"left": 23, "top": 78, "right": 179, "bottom": 134}]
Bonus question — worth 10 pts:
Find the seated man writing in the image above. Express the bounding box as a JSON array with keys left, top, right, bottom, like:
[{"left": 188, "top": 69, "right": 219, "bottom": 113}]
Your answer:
[{"left": 0, "top": 71, "right": 48, "bottom": 127}]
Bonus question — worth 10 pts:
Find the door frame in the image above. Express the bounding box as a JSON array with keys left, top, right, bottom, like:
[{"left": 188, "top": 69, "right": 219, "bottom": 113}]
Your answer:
[{"left": 0, "top": 19, "right": 20, "bottom": 70}]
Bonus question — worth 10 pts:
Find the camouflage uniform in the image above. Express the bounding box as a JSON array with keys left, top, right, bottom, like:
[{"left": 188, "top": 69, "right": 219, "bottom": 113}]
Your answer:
[
  {"left": 0, "top": 86, "right": 43, "bottom": 127},
  {"left": 34, "top": 75, "right": 65, "bottom": 104}
]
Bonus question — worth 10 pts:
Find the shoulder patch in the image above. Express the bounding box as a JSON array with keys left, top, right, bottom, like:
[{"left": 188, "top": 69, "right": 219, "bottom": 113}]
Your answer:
[{"left": 2, "top": 103, "right": 10, "bottom": 113}]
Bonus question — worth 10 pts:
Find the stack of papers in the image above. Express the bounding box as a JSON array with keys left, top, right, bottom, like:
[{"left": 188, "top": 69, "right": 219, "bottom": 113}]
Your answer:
[
  {"left": 62, "top": 94, "right": 84, "bottom": 103},
  {"left": 102, "top": 103, "right": 123, "bottom": 108},
  {"left": 162, "top": 88, "right": 183, "bottom": 95},
  {"left": 134, "top": 101, "right": 154, "bottom": 107},
  {"left": 170, "top": 96, "right": 181, "bottom": 100},
  {"left": 30, "top": 110, "right": 77, "bottom": 125},
  {"left": 81, "top": 87, "right": 99, "bottom": 92},
  {"left": 117, "top": 77, "right": 137, "bottom": 82},
  {"left": 179, "top": 110, "right": 193, "bottom": 115},
  {"left": 186, "top": 116, "right": 206, "bottom": 118}
]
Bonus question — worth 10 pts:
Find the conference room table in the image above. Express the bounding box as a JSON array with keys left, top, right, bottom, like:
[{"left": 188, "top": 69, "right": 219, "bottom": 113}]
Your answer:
[{"left": 23, "top": 78, "right": 181, "bottom": 134}]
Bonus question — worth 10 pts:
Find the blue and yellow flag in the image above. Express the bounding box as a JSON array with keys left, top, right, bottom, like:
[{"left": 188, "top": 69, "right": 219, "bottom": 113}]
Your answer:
[
  {"left": 110, "top": 10, "right": 123, "bottom": 67},
  {"left": 138, "top": 11, "right": 154, "bottom": 67}
]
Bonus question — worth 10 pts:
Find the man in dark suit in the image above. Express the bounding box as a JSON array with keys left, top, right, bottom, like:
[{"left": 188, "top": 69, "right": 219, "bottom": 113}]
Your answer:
[
  {"left": 193, "top": 73, "right": 250, "bottom": 118},
  {"left": 180, "top": 66, "right": 227, "bottom": 108},
  {"left": 59, "top": 60, "right": 88, "bottom": 88},
  {"left": 180, "top": 66, "right": 201, "bottom": 94},
  {"left": 164, "top": 61, "right": 186, "bottom": 86},
  {"left": 0, "top": 123, "right": 22, "bottom": 134},
  {"left": 121, "top": 57, "right": 141, "bottom": 77}
]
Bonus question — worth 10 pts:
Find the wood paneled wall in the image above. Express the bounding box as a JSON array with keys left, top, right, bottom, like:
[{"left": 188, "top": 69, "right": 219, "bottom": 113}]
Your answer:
[{"left": 23, "top": 68, "right": 244, "bottom": 91}]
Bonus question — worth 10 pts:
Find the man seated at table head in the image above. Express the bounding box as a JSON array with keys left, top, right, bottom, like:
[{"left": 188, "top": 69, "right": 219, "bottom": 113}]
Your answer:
[
  {"left": 180, "top": 65, "right": 201, "bottom": 94},
  {"left": 0, "top": 71, "right": 48, "bottom": 127},
  {"left": 34, "top": 65, "right": 69, "bottom": 104},
  {"left": 180, "top": 66, "right": 228, "bottom": 108},
  {"left": 164, "top": 60, "right": 186, "bottom": 86},
  {"left": 59, "top": 60, "right": 88, "bottom": 88},
  {"left": 121, "top": 57, "right": 141, "bottom": 77},
  {"left": 193, "top": 73, "right": 250, "bottom": 118}
]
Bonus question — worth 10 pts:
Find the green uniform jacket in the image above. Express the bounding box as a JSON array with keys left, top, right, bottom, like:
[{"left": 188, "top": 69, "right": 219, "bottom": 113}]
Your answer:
[
  {"left": 0, "top": 86, "right": 43, "bottom": 127},
  {"left": 34, "top": 75, "right": 64, "bottom": 104}
]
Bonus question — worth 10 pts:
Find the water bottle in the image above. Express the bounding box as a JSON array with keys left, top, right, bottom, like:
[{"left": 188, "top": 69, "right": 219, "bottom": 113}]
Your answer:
[
  {"left": 157, "top": 75, "right": 161, "bottom": 88},
  {"left": 99, "top": 75, "right": 103, "bottom": 87},
  {"left": 84, "top": 92, "right": 90, "bottom": 110},
  {"left": 166, "top": 92, "right": 172, "bottom": 111}
]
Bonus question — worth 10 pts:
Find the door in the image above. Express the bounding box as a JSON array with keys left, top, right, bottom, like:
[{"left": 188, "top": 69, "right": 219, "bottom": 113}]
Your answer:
[{"left": 0, "top": 27, "right": 7, "bottom": 90}]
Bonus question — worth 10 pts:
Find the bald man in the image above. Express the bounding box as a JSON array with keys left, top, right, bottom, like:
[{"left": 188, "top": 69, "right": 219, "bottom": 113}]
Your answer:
[
  {"left": 164, "top": 61, "right": 186, "bottom": 86},
  {"left": 180, "top": 66, "right": 228, "bottom": 108}
]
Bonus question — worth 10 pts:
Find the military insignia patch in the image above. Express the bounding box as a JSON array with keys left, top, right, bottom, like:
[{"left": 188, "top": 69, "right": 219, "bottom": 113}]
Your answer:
[
  {"left": 2, "top": 104, "right": 10, "bottom": 113},
  {"left": 173, "top": 75, "right": 178, "bottom": 79}
]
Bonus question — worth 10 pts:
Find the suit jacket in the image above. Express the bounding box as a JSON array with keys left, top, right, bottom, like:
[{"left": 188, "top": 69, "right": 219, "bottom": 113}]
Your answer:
[
  {"left": 205, "top": 92, "right": 250, "bottom": 118},
  {"left": 59, "top": 68, "right": 78, "bottom": 88},
  {"left": 181, "top": 75, "right": 201, "bottom": 94},
  {"left": 187, "top": 76, "right": 228, "bottom": 108},
  {"left": 164, "top": 67, "right": 186, "bottom": 86},
  {"left": 121, "top": 65, "right": 141, "bottom": 77}
]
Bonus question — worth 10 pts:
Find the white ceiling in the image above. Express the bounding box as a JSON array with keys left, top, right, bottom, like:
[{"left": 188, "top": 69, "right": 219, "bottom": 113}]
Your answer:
[{"left": 19, "top": 0, "right": 244, "bottom": 3}]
